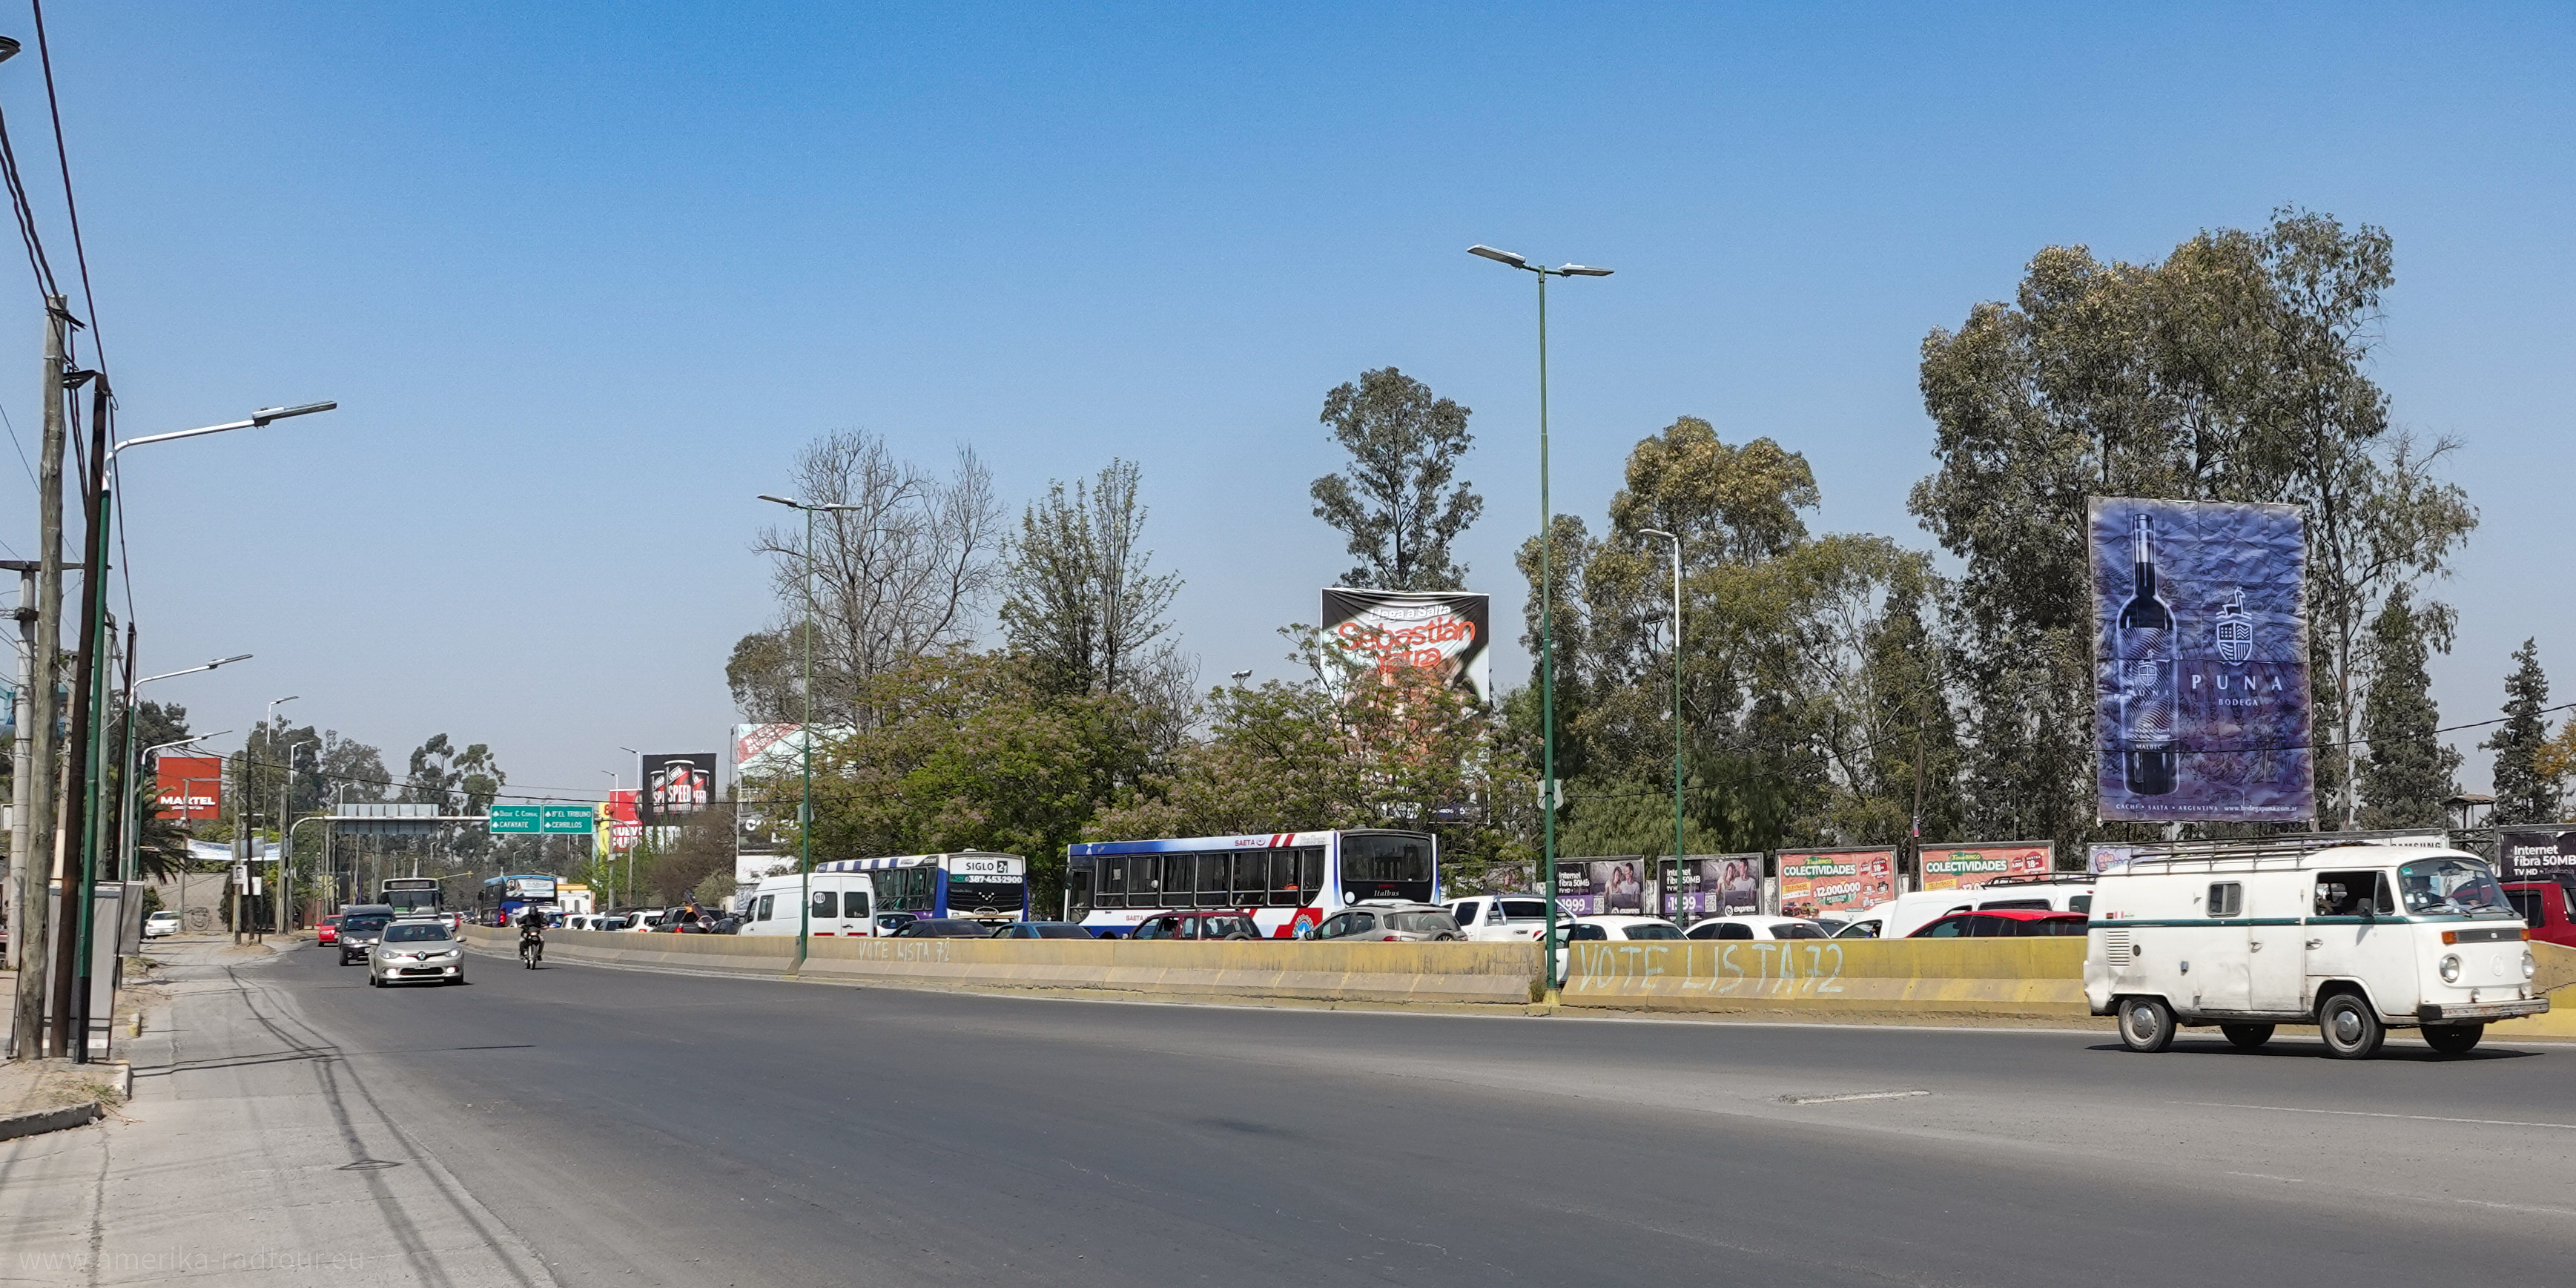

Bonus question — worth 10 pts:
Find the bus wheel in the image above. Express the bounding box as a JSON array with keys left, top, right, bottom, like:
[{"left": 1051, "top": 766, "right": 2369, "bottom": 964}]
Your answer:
[
  {"left": 2221, "top": 1023, "right": 2274, "bottom": 1051},
  {"left": 2318, "top": 993, "right": 2385, "bottom": 1060},
  {"left": 2422, "top": 1024, "right": 2483, "bottom": 1055},
  {"left": 2118, "top": 997, "right": 2176, "bottom": 1052}
]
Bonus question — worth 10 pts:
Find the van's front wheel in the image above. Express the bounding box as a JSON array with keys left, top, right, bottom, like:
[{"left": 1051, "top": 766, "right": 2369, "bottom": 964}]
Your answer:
[
  {"left": 2422, "top": 1023, "right": 2483, "bottom": 1055},
  {"left": 2118, "top": 997, "right": 2176, "bottom": 1052},
  {"left": 2221, "top": 1023, "right": 2274, "bottom": 1051},
  {"left": 2318, "top": 993, "right": 2385, "bottom": 1060}
]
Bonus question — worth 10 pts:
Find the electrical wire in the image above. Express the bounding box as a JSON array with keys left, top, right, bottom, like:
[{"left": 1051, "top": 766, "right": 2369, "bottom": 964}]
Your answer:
[
  {"left": 27, "top": 1, "right": 101, "bottom": 371},
  {"left": 0, "top": 96, "right": 59, "bottom": 305},
  {"left": 1, "top": 399, "right": 34, "bottom": 491}
]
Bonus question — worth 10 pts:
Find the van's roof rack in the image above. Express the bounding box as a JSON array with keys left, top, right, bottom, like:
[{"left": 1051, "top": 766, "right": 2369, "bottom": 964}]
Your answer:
[
  {"left": 1976, "top": 873, "right": 2093, "bottom": 888},
  {"left": 2113, "top": 829, "right": 2454, "bottom": 871}
]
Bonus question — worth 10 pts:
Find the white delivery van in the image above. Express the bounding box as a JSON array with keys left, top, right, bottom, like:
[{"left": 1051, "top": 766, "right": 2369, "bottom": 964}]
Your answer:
[
  {"left": 1859, "top": 876, "right": 2097, "bottom": 939},
  {"left": 737, "top": 872, "right": 876, "bottom": 938},
  {"left": 2087, "top": 843, "right": 2544, "bottom": 1059}
]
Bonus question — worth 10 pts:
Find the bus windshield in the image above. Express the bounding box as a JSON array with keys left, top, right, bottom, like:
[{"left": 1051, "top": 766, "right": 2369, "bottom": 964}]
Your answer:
[
  {"left": 2397, "top": 857, "right": 2516, "bottom": 919},
  {"left": 1341, "top": 833, "right": 1434, "bottom": 902}
]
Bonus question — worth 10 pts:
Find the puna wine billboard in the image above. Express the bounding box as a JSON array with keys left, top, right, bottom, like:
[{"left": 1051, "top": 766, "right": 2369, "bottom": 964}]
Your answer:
[{"left": 2087, "top": 498, "right": 2314, "bottom": 823}]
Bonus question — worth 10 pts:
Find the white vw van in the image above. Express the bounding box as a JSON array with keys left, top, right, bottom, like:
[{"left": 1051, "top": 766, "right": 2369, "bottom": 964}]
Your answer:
[
  {"left": 2086, "top": 844, "right": 2544, "bottom": 1058},
  {"left": 738, "top": 872, "right": 876, "bottom": 938}
]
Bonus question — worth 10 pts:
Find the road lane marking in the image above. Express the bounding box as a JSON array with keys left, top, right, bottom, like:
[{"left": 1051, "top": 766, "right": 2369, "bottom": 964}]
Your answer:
[
  {"left": 1780, "top": 1089, "right": 1932, "bottom": 1105},
  {"left": 2179, "top": 1100, "right": 2576, "bottom": 1131}
]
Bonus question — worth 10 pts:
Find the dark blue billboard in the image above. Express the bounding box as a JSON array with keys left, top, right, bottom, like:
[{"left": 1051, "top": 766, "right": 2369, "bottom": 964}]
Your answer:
[{"left": 2088, "top": 498, "right": 2314, "bottom": 824}]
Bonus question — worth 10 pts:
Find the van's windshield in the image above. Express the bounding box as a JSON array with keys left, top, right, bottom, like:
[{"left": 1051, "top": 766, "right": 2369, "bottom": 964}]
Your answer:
[{"left": 2396, "top": 857, "right": 2517, "bottom": 919}]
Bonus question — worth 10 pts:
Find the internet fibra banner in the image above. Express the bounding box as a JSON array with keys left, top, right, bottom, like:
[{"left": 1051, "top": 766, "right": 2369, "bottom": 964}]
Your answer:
[{"left": 2088, "top": 498, "right": 2314, "bottom": 824}]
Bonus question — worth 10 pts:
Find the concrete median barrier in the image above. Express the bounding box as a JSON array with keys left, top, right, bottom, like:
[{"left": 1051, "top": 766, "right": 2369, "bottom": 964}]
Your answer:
[
  {"left": 467, "top": 926, "right": 1539, "bottom": 1005},
  {"left": 2485, "top": 941, "right": 2576, "bottom": 1041},
  {"left": 1562, "top": 938, "right": 2090, "bottom": 1019}
]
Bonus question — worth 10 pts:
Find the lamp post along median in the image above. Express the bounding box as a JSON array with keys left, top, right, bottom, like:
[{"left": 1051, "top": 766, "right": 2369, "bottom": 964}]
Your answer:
[
  {"left": 1639, "top": 529, "right": 1683, "bottom": 897},
  {"left": 1469, "top": 245, "right": 1611, "bottom": 992},
  {"left": 759, "top": 495, "right": 861, "bottom": 967}
]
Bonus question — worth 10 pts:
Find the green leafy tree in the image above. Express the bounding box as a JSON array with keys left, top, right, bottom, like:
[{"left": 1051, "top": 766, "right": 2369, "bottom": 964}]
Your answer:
[
  {"left": 1912, "top": 207, "right": 2474, "bottom": 844},
  {"left": 2483, "top": 638, "right": 2558, "bottom": 826},
  {"left": 999, "top": 458, "right": 1187, "bottom": 704},
  {"left": 2356, "top": 587, "right": 2460, "bottom": 828},
  {"left": 1310, "top": 368, "right": 1482, "bottom": 590}
]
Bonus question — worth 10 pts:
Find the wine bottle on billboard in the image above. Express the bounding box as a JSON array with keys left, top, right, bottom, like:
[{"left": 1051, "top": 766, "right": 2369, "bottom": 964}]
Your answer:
[{"left": 2118, "top": 513, "right": 2178, "bottom": 795}]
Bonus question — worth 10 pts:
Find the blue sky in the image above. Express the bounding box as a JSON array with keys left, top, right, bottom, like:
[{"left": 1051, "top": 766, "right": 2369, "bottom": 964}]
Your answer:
[{"left": 5, "top": 1, "right": 2570, "bottom": 801}]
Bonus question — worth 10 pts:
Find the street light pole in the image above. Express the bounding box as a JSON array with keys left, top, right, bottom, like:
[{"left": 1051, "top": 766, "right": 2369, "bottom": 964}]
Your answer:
[
  {"left": 119, "top": 655, "right": 250, "bottom": 882},
  {"left": 759, "top": 494, "right": 859, "bottom": 969},
  {"left": 600, "top": 769, "right": 618, "bottom": 911},
  {"left": 1639, "top": 529, "right": 1682, "bottom": 899},
  {"left": 1468, "top": 245, "right": 1611, "bottom": 994},
  {"left": 279, "top": 739, "right": 318, "bottom": 934},
  {"left": 618, "top": 746, "right": 639, "bottom": 914}
]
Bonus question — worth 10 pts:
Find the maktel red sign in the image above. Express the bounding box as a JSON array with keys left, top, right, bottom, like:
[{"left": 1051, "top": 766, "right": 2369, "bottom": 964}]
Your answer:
[
  {"left": 156, "top": 754, "right": 225, "bottom": 822},
  {"left": 1320, "top": 589, "right": 1491, "bottom": 704}
]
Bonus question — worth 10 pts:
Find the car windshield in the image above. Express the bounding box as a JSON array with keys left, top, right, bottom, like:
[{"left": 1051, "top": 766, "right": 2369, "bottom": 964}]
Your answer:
[
  {"left": 384, "top": 923, "right": 450, "bottom": 943},
  {"left": 1030, "top": 924, "right": 1089, "bottom": 938},
  {"left": 1775, "top": 922, "right": 1826, "bottom": 939},
  {"left": 343, "top": 917, "right": 389, "bottom": 935},
  {"left": 2397, "top": 857, "right": 2516, "bottom": 918},
  {"left": 1622, "top": 923, "right": 1683, "bottom": 940}
]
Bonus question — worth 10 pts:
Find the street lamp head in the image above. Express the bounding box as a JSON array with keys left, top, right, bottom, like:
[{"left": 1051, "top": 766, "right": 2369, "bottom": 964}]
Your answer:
[
  {"left": 757, "top": 495, "right": 802, "bottom": 509},
  {"left": 211, "top": 653, "right": 253, "bottom": 668},
  {"left": 1639, "top": 527, "right": 1675, "bottom": 541},
  {"left": 1556, "top": 264, "right": 1614, "bottom": 277},
  {"left": 251, "top": 400, "right": 337, "bottom": 426},
  {"left": 0, "top": 36, "right": 19, "bottom": 63},
  {"left": 1468, "top": 244, "right": 1530, "bottom": 268}
]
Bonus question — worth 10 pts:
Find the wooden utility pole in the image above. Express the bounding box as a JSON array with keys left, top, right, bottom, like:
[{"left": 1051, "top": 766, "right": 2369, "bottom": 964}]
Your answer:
[{"left": 13, "top": 297, "right": 66, "bottom": 1059}]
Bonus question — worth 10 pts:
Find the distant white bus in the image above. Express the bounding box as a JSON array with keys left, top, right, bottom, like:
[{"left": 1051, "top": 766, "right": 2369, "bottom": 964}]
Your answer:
[
  {"left": 1064, "top": 829, "right": 1437, "bottom": 939},
  {"left": 811, "top": 852, "right": 1030, "bottom": 926}
]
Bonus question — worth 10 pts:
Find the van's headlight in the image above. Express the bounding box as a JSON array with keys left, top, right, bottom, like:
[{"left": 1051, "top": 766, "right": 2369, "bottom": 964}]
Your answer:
[
  {"left": 2438, "top": 954, "right": 2463, "bottom": 984},
  {"left": 2525, "top": 950, "right": 2539, "bottom": 980}
]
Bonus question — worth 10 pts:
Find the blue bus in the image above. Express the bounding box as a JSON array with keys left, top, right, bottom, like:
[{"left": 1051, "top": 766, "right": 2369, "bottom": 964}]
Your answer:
[
  {"left": 811, "top": 852, "right": 1028, "bottom": 927},
  {"left": 475, "top": 873, "right": 558, "bottom": 926}
]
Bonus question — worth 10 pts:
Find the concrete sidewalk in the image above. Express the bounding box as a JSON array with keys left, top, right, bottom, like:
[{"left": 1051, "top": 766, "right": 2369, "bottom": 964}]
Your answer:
[{"left": 0, "top": 937, "right": 555, "bottom": 1287}]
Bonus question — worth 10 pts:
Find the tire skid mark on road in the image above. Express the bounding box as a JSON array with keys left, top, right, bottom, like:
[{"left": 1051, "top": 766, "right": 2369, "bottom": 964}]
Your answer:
[{"left": 223, "top": 963, "right": 560, "bottom": 1288}]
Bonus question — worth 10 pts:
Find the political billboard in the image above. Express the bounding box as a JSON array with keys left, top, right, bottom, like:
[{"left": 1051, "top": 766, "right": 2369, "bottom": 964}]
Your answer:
[
  {"left": 1776, "top": 848, "right": 1897, "bottom": 919},
  {"left": 156, "top": 754, "right": 225, "bottom": 822},
  {"left": 1918, "top": 843, "right": 2055, "bottom": 894},
  {"left": 2089, "top": 498, "right": 2314, "bottom": 824},
  {"left": 1553, "top": 857, "right": 1648, "bottom": 917},
  {"left": 1320, "top": 589, "right": 1492, "bottom": 704},
  {"left": 638, "top": 753, "right": 715, "bottom": 825},
  {"left": 1660, "top": 854, "right": 1764, "bottom": 920},
  {"left": 2497, "top": 828, "right": 2576, "bottom": 884}
]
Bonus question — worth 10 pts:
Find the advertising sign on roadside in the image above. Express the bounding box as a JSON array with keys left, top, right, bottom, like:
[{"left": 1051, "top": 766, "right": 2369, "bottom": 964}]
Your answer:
[
  {"left": 1918, "top": 843, "right": 2054, "bottom": 893},
  {"left": 156, "top": 754, "right": 225, "bottom": 822},
  {"left": 2088, "top": 497, "right": 2315, "bottom": 824},
  {"left": 639, "top": 752, "right": 716, "bottom": 825},
  {"left": 1776, "top": 848, "right": 1896, "bottom": 919},
  {"left": 1661, "top": 854, "right": 1764, "bottom": 919},
  {"left": 2497, "top": 828, "right": 2576, "bottom": 884},
  {"left": 1554, "top": 857, "right": 1647, "bottom": 917},
  {"left": 1319, "top": 588, "right": 1492, "bottom": 704}
]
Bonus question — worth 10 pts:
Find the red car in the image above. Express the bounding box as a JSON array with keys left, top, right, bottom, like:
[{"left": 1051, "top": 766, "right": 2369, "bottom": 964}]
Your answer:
[
  {"left": 1908, "top": 908, "right": 2089, "bottom": 938},
  {"left": 316, "top": 916, "right": 341, "bottom": 946},
  {"left": 2505, "top": 881, "right": 2576, "bottom": 949}
]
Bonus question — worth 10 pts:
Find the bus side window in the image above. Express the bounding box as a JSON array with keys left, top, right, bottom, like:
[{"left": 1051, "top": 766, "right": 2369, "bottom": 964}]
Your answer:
[
  {"left": 1298, "top": 848, "right": 1324, "bottom": 898},
  {"left": 1232, "top": 852, "right": 1264, "bottom": 900},
  {"left": 1092, "top": 859, "right": 1121, "bottom": 908}
]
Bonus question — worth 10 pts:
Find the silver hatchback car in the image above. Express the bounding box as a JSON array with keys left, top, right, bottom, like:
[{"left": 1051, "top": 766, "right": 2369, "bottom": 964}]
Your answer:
[
  {"left": 369, "top": 919, "right": 465, "bottom": 986},
  {"left": 1310, "top": 902, "right": 1463, "bottom": 942}
]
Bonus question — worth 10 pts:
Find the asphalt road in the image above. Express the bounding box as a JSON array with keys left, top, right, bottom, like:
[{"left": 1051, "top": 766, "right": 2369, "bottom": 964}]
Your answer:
[{"left": 119, "top": 939, "right": 2576, "bottom": 1285}]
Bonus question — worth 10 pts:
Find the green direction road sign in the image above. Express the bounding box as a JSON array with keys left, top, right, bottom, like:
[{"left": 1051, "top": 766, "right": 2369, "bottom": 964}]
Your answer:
[
  {"left": 540, "top": 805, "right": 594, "bottom": 834},
  {"left": 488, "top": 805, "right": 541, "bottom": 834}
]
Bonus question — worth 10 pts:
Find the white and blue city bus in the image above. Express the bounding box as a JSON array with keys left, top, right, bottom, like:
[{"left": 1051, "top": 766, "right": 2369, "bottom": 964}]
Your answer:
[
  {"left": 1064, "top": 830, "right": 1437, "bottom": 939},
  {"left": 811, "top": 852, "right": 1030, "bottom": 927},
  {"left": 475, "top": 873, "right": 558, "bottom": 926}
]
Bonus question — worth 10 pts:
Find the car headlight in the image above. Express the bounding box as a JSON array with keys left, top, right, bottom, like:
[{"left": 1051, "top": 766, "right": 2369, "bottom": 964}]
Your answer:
[
  {"left": 2438, "top": 954, "right": 2463, "bottom": 984},
  {"left": 2525, "top": 950, "right": 2539, "bottom": 980}
]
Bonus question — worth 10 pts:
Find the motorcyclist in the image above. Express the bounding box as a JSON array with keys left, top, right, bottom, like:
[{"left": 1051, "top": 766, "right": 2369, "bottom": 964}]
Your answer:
[{"left": 516, "top": 905, "right": 547, "bottom": 963}]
